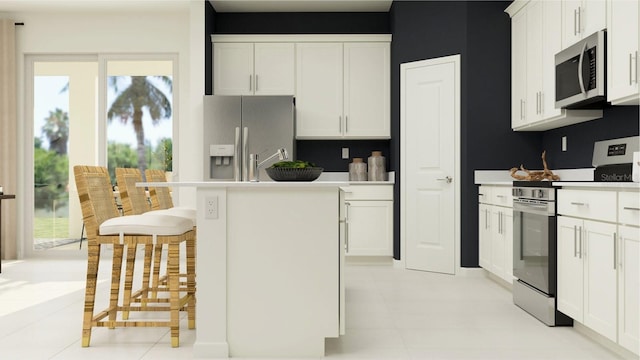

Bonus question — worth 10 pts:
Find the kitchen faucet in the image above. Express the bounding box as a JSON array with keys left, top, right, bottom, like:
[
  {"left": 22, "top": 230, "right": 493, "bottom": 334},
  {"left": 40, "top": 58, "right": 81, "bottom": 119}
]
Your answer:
[{"left": 248, "top": 148, "right": 288, "bottom": 182}]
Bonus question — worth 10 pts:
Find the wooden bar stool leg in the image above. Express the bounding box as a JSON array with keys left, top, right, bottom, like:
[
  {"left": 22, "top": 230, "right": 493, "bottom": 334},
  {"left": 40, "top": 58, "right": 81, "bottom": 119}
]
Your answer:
[
  {"left": 108, "top": 244, "right": 124, "bottom": 328},
  {"left": 140, "top": 243, "right": 153, "bottom": 306},
  {"left": 151, "top": 243, "right": 164, "bottom": 298},
  {"left": 82, "top": 243, "right": 101, "bottom": 347},
  {"left": 122, "top": 243, "right": 137, "bottom": 320},
  {"left": 187, "top": 232, "right": 196, "bottom": 329},
  {"left": 168, "top": 242, "right": 180, "bottom": 347}
]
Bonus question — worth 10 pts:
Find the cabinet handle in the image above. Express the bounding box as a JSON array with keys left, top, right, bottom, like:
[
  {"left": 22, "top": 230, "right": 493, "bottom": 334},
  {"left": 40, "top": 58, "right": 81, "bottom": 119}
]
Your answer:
[
  {"left": 345, "top": 202, "right": 350, "bottom": 253},
  {"left": 255, "top": 74, "right": 259, "bottom": 91},
  {"left": 485, "top": 209, "right": 489, "bottom": 230},
  {"left": 577, "top": 7, "right": 582, "bottom": 34},
  {"left": 345, "top": 115, "right": 349, "bottom": 133},
  {"left": 613, "top": 232, "right": 617, "bottom": 270},
  {"left": 570, "top": 202, "right": 587, "bottom": 206},
  {"left": 579, "top": 226, "right": 583, "bottom": 259},
  {"left": 249, "top": 75, "right": 252, "bottom": 91},
  {"left": 574, "top": 225, "right": 578, "bottom": 258},
  {"left": 520, "top": 99, "right": 525, "bottom": 120},
  {"left": 623, "top": 206, "right": 640, "bottom": 211},
  {"left": 574, "top": 9, "right": 578, "bottom": 36},
  {"left": 635, "top": 50, "right": 638, "bottom": 84},
  {"left": 631, "top": 53, "right": 634, "bottom": 86},
  {"left": 339, "top": 116, "right": 342, "bottom": 133}
]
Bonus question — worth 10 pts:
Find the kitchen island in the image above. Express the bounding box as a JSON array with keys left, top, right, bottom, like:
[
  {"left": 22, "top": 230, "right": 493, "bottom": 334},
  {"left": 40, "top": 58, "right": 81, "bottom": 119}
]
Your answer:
[{"left": 140, "top": 181, "right": 347, "bottom": 358}]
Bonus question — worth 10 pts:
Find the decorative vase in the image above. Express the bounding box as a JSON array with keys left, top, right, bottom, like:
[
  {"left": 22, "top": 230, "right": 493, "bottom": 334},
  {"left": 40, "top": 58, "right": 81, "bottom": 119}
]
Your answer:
[
  {"left": 348, "top": 158, "right": 367, "bottom": 181},
  {"left": 367, "top": 151, "right": 387, "bottom": 181}
]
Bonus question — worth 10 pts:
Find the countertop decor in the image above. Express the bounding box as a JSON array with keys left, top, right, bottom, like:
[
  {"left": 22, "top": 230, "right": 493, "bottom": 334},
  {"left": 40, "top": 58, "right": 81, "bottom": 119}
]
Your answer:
[{"left": 510, "top": 150, "right": 560, "bottom": 181}]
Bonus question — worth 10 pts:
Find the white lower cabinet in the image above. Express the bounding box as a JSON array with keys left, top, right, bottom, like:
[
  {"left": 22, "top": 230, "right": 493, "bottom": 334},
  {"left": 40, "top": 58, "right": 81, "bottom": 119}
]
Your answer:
[
  {"left": 557, "top": 188, "right": 640, "bottom": 355},
  {"left": 557, "top": 216, "right": 618, "bottom": 342},
  {"left": 478, "top": 185, "right": 513, "bottom": 283},
  {"left": 618, "top": 224, "right": 640, "bottom": 355},
  {"left": 344, "top": 185, "right": 393, "bottom": 257}
]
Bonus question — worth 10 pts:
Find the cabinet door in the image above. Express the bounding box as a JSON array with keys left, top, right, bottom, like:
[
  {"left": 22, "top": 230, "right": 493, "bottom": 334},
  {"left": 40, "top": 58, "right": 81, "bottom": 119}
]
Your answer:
[
  {"left": 511, "top": 10, "right": 527, "bottom": 128},
  {"left": 526, "top": 0, "right": 544, "bottom": 123},
  {"left": 618, "top": 225, "right": 640, "bottom": 355},
  {"left": 607, "top": 0, "right": 639, "bottom": 105},
  {"left": 563, "top": 0, "right": 583, "bottom": 47},
  {"left": 254, "top": 43, "right": 295, "bottom": 96},
  {"left": 563, "top": 0, "right": 606, "bottom": 47},
  {"left": 479, "top": 204, "right": 492, "bottom": 269},
  {"left": 583, "top": 219, "right": 617, "bottom": 342},
  {"left": 557, "top": 216, "right": 584, "bottom": 321},
  {"left": 502, "top": 210, "right": 514, "bottom": 283},
  {"left": 213, "top": 43, "right": 254, "bottom": 95},
  {"left": 295, "top": 43, "right": 343, "bottom": 138},
  {"left": 491, "top": 207, "right": 506, "bottom": 279},
  {"left": 580, "top": 0, "right": 606, "bottom": 38},
  {"left": 345, "top": 201, "right": 393, "bottom": 256},
  {"left": 343, "top": 43, "right": 390, "bottom": 138},
  {"left": 541, "top": 0, "right": 562, "bottom": 119}
]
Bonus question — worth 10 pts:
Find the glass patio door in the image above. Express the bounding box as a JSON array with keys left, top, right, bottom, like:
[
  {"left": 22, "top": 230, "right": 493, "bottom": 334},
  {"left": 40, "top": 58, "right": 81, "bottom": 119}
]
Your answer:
[{"left": 27, "top": 56, "right": 175, "bottom": 256}]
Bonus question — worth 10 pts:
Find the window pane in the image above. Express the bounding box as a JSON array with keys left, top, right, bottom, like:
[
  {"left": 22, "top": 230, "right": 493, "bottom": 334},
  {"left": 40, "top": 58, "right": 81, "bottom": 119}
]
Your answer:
[{"left": 106, "top": 61, "right": 173, "bottom": 183}]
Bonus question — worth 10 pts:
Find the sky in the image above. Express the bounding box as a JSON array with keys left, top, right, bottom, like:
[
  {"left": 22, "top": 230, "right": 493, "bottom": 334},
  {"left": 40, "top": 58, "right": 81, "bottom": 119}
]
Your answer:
[{"left": 33, "top": 76, "right": 172, "bottom": 151}]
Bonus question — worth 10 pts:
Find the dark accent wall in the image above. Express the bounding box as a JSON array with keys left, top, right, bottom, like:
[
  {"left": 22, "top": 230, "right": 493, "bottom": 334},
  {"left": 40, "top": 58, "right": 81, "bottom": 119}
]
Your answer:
[
  {"left": 542, "top": 106, "right": 640, "bottom": 169},
  {"left": 296, "top": 140, "right": 391, "bottom": 172},
  {"left": 214, "top": 12, "right": 390, "bottom": 34},
  {"left": 390, "top": 1, "right": 540, "bottom": 265}
]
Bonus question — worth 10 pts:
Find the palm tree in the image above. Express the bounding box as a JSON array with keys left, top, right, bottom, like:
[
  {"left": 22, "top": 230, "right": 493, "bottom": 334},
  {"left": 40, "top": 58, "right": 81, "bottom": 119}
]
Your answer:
[
  {"left": 107, "top": 76, "right": 172, "bottom": 175},
  {"left": 41, "top": 108, "right": 69, "bottom": 155}
]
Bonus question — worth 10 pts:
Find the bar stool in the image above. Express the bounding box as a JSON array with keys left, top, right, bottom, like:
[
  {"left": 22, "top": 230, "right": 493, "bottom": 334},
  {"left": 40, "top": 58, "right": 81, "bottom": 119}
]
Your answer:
[{"left": 74, "top": 165, "right": 195, "bottom": 347}]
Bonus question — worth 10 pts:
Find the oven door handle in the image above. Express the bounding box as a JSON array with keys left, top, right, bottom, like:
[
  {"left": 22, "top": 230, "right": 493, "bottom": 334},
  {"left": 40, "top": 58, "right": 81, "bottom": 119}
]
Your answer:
[{"left": 513, "top": 201, "right": 553, "bottom": 217}]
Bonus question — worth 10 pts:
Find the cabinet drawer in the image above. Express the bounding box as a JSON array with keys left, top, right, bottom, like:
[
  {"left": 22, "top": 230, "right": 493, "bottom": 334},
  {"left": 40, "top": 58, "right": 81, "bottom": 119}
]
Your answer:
[
  {"left": 619, "top": 191, "right": 640, "bottom": 227},
  {"left": 490, "top": 186, "right": 513, "bottom": 208},
  {"left": 343, "top": 185, "right": 393, "bottom": 201},
  {"left": 557, "top": 189, "right": 617, "bottom": 222},
  {"left": 478, "top": 186, "right": 492, "bottom": 204}
]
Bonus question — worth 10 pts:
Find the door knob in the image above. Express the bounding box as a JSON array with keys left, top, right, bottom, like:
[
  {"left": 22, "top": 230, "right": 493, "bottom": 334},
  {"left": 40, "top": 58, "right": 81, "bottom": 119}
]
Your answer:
[{"left": 436, "top": 176, "right": 453, "bottom": 184}]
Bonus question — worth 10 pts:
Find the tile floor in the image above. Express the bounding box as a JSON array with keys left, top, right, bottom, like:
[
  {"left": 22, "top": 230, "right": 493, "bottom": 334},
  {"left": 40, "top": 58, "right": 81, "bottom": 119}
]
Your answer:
[{"left": 0, "top": 258, "right": 631, "bottom": 359}]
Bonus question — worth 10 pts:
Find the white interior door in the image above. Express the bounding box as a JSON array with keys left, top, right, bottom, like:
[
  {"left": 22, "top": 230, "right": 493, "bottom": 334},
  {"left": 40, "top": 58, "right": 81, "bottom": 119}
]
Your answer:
[{"left": 401, "top": 55, "right": 459, "bottom": 275}]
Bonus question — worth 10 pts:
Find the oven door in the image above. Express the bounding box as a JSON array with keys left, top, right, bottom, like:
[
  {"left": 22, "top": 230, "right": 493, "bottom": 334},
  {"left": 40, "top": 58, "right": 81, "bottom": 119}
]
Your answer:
[{"left": 513, "top": 199, "right": 556, "bottom": 295}]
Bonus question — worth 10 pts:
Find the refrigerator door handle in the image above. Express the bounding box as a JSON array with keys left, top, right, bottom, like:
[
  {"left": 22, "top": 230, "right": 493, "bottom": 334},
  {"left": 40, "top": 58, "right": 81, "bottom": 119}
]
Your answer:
[
  {"left": 242, "top": 127, "right": 249, "bottom": 181},
  {"left": 234, "top": 127, "right": 241, "bottom": 181}
]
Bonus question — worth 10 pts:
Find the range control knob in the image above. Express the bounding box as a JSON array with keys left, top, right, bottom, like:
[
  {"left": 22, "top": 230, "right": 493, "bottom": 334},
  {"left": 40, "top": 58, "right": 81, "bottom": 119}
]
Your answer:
[{"left": 536, "top": 189, "right": 545, "bottom": 198}]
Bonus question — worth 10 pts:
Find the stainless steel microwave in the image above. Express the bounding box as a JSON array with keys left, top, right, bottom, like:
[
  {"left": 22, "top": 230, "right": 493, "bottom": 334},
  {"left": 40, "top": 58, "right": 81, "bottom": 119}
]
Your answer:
[{"left": 555, "top": 30, "right": 606, "bottom": 109}]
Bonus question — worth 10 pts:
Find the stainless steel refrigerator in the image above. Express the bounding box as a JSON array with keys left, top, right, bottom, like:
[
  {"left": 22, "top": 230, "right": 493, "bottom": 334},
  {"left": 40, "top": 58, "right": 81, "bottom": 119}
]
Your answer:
[{"left": 203, "top": 95, "right": 295, "bottom": 181}]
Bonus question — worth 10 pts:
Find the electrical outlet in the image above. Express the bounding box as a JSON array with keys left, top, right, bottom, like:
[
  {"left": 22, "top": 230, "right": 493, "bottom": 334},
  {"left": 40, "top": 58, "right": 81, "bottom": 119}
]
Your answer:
[
  {"left": 205, "top": 196, "right": 218, "bottom": 219},
  {"left": 562, "top": 136, "right": 567, "bottom": 152},
  {"left": 342, "top": 147, "right": 349, "bottom": 159}
]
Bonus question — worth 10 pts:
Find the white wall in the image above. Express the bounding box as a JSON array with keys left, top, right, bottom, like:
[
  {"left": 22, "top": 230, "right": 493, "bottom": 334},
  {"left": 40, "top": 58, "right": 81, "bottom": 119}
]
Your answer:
[{"left": 1, "top": 2, "right": 205, "bottom": 257}]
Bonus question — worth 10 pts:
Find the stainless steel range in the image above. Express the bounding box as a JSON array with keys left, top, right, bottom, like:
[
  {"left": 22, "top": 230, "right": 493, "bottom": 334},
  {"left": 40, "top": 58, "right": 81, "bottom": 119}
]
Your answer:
[{"left": 512, "top": 181, "right": 572, "bottom": 326}]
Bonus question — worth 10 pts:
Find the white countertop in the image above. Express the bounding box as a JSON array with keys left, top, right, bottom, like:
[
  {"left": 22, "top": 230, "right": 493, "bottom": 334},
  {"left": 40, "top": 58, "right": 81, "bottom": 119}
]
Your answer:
[
  {"left": 139, "top": 181, "right": 348, "bottom": 188},
  {"left": 474, "top": 169, "right": 640, "bottom": 190}
]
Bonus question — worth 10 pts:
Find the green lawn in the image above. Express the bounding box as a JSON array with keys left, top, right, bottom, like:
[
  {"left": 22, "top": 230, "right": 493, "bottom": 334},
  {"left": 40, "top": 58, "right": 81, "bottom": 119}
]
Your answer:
[{"left": 34, "top": 216, "right": 70, "bottom": 238}]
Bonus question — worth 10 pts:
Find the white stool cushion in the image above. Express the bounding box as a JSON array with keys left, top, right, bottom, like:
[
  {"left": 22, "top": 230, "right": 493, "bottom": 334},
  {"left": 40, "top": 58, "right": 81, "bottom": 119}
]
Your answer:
[
  {"left": 100, "top": 214, "right": 193, "bottom": 236},
  {"left": 143, "top": 207, "right": 197, "bottom": 227}
]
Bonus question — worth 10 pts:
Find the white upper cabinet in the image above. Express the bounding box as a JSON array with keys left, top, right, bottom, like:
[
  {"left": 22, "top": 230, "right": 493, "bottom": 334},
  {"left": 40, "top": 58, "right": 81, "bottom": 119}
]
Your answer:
[
  {"left": 297, "top": 42, "right": 390, "bottom": 139},
  {"left": 506, "top": 0, "right": 602, "bottom": 131},
  {"left": 562, "top": 0, "right": 606, "bottom": 48},
  {"left": 343, "top": 43, "right": 390, "bottom": 138},
  {"left": 213, "top": 42, "right": 294, "bottom": 95},
  {"left": 295, "top": 43, "right": 345, "bottom": 138},
  {"left": 607, "top": 0, "right": 639, "bottom": 105},
  {"left": 254, "top": 43, "right": 295, "bottom": 95},
  {"left": 213, "top": 43, "right": 254, "bottom": 95}
]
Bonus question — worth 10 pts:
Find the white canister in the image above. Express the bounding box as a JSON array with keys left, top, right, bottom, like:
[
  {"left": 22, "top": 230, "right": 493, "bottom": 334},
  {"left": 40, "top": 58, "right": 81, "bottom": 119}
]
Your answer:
[
  {"left": 633, "top": 151, "right": 640, "bottom": 182},
  {"left": 368, "top": 151, "right": 387, "bottom": 181},
  {"left": 349, "top": 158, "right": 367, "bottom": 181}
]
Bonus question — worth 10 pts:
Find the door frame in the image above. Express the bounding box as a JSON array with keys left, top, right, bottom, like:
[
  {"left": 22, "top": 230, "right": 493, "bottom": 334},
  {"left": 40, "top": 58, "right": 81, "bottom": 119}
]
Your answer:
[{"left": 400, "top": 54, "right": 461, "bottom": 274}]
